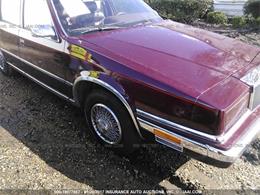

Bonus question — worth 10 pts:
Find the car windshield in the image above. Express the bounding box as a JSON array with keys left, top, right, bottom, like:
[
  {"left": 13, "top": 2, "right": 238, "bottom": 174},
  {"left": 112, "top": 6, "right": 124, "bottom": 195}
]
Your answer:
[{"left": 52, "top": 0, "right": 162, "bottom": 36}]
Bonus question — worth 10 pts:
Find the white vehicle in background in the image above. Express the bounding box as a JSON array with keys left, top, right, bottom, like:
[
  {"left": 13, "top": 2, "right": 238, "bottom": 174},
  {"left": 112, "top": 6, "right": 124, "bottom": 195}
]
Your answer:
[{"left": 214, "top": 0, "right": 248, "bottom": 16}]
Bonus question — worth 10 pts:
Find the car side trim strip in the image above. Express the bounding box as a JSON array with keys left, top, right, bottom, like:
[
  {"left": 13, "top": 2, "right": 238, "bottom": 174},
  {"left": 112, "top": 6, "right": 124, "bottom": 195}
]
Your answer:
[
  {"left": 7, "top": 62, "right": 75, "bottom": 104},
  {"left": 74, "top": 73, "right": 143, "bottom": 139},
  {"left": 0, "top": 48, "right": 73, "bottom": 87}
]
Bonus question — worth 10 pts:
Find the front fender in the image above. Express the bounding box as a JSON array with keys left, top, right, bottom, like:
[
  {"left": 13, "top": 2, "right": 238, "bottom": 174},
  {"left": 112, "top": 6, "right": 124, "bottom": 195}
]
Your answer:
[{"left": 73, "top": 71, "right": 143, "bottom": 138}]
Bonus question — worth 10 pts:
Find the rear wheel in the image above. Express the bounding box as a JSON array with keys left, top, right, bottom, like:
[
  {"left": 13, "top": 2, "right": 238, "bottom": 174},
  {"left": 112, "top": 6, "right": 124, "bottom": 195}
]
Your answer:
[
  {"left": 84, "top": 89, "right": 141, "bottom": 154},
  {"left": 0, "top": 51, "right": 13, "bottom": 76}
]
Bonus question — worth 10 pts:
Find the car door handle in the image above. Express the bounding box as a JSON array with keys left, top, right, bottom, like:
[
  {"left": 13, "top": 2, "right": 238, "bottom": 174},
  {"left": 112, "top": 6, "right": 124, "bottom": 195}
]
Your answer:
[{"left": 19, "top": 38, "right": 25, "bottom": 47}]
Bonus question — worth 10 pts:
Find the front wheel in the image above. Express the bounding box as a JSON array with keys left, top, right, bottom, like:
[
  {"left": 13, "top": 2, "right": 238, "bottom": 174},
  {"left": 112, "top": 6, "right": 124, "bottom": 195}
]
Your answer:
[{"left": 84, "top": 89, "right": 141, "bottom": 155}]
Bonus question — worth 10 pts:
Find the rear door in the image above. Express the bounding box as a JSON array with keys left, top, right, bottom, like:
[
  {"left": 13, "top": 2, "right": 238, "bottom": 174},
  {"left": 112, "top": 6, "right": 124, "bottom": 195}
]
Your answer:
[
  {"left": 19, "top": 0, "right": 72, "bottom": 97},
  {"left": 0, "top": 0, "right": 21, "bottom": 65}
]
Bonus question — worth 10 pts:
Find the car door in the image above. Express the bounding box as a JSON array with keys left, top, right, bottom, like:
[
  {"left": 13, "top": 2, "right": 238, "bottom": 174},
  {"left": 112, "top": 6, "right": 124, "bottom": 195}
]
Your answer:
[
  {"left": 0, "top": 0, "right": 21, "bottom": 66},
  {"left": 19, "top": 0, "right": 72, "bottom": 97}
]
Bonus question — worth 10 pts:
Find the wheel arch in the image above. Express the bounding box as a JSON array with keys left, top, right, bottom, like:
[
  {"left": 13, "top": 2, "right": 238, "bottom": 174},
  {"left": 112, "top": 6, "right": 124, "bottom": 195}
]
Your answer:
[{"left": 73, "top": 73, "right": 143, "bottom": 138}]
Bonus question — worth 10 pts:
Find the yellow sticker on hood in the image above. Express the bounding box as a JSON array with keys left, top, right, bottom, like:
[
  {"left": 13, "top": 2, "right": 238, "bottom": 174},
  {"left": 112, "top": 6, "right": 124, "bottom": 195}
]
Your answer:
[{"left": 70, "top": 45, "right": 92, "bottom": 61}]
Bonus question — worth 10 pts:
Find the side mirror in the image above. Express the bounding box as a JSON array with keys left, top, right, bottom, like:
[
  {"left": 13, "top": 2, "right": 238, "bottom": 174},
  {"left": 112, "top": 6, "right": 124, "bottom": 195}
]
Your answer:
[{"left": 31, "top": 25, "right": 56, "bottom": 38}]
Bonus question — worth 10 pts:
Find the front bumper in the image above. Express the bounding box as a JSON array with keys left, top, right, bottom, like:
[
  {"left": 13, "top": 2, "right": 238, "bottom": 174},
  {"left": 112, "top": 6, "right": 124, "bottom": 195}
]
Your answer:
[{"left": 137, "top": 108, "right": 260, "bottom": 167}]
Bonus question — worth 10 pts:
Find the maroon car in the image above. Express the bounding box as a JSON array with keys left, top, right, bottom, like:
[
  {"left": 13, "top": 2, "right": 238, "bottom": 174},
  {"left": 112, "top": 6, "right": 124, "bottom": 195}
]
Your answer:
[{"left": 0, "top": 0, "right": 259, "bottom": 167}]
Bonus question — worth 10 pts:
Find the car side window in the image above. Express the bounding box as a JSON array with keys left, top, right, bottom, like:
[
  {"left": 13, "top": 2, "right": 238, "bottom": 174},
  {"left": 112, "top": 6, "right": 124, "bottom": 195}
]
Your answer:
[
  {"left": 24, "top": 0, "right": 57, "bottom": 40},
  {"left": 0, "top": 0, "right": 21, "bottom": 26}
]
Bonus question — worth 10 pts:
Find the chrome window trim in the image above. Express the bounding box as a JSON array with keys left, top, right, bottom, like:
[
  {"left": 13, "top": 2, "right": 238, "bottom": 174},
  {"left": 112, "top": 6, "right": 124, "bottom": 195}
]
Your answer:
[
  {"left": 49, "top": 0, "right": 69, "bottom": 37},
  {"left": 74, "top": 71, "right": 143, "bottom": 139},
  {"left": 0, "top": 21, "right": 20, "bottom": 37},
  {"left": 137, "top": 108, "right": 252, "bottom": 144}
]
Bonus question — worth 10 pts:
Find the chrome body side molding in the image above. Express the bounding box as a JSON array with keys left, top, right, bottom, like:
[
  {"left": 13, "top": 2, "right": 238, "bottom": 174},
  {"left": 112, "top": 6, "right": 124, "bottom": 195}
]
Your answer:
[
  {"left": 7, "top": 62, "right": 75, "bottom": 104},
  {"left": 1, "top": 48, "right": 73, "bottom": 87},
  {"left": 73, "top": 72, "right": 143, "bottom": 138}
]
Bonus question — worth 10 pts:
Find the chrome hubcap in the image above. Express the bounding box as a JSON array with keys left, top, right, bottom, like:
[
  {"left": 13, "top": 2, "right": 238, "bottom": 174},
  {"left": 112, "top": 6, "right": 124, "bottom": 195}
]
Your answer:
[{"left": 90, "top": 104, "right": 122, "bottom": 145}]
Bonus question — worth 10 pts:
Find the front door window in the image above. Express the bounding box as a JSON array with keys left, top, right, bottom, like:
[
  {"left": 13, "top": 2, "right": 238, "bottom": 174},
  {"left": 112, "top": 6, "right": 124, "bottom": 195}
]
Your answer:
[
  {"left": 1, "top": 0, "right": 21, "bottom": 26},
  {"left": 24, "top": 0, "right": 56, "bottom": 40}
]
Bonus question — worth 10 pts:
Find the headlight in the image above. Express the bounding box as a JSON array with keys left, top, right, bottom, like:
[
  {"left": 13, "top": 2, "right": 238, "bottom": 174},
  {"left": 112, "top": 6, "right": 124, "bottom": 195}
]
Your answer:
[{"left": 241, "top": 66, "right": 260, "bottom": 109}]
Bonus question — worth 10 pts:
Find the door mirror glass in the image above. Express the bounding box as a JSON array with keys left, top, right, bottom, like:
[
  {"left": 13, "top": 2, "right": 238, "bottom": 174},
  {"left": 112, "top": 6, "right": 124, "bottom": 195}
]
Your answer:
[{"left": 31, "top": 25, "right": 56, "bottom": 38}]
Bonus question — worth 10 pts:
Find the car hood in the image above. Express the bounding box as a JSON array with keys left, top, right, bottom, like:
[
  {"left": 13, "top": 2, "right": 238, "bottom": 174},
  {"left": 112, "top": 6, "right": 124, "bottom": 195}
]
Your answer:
[{"left": 78, "top": 20, "right": 260, "bottom": 99}]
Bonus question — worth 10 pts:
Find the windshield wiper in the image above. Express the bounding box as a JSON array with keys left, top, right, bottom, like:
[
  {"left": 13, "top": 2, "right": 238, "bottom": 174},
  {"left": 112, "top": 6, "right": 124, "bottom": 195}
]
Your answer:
[
  {"left": 68, "top": 25, "right": 125, "bottom": 35},
  {"left": 82, "top": 20, "right": 152, "bottom": 34},
  {"left": 133, "top": 20, "right": 153, "bottom": 27},
  {"left": 80, "top": 26, "right": 125, "bottom": 35}
]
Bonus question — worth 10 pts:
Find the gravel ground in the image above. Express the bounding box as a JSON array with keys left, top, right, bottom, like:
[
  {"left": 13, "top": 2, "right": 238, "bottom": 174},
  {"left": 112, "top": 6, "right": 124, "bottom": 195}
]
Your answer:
[
  {"left": 0, "top": 26, "right": 260, "bottom": 194},
  {"left": 0, "top": 73, "right": 188, "bottom": 193}
]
